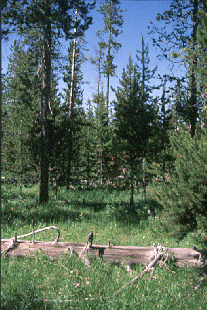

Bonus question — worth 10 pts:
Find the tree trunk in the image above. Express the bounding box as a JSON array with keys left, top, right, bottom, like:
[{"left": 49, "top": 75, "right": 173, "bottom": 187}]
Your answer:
[
  {"left": 67, "top": 5, "right": 78, "bottom": 190},
  {"left": 39, "top": 8, "right": 51, "bottom": 204},
  {"left": 106, "top": 27, "right": 111, "bottom": 114},
  {"left": 66, "top": 128, "right": 72, "bottom": 190},
  {"left": 97, "top": 48, "right": 102, "bottom": 100},
  {"left": 130, "top": 173, "right": 134, "bottom": 206},
  {"left": 100, "top": 149, "right": 103, "bottom": 186},
  {"left": 142, "top": 158, "right": 146, "bottom": 201},
  {"left": 69, "top": 6, "right": 78, "bottom": 117},
  {"left": 20, "top": 124, "right": 23, "bottom": 198},
  {"left": 106, "top": 70, "right": 110, "bottom": 114},
  {"left": 189, "top": 0, "right": 198, "bottom": 138}
]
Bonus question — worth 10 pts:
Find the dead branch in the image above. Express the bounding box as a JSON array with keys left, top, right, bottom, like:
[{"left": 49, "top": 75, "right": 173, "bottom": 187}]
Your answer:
[
  {"left": 77, "top": 232, "right": 93, "bottom": 262},
  {"left": 114, "top": 251, "right": 163, "bottom": 295},
  {"left": 16, "top": 226, "right": 60, "bottom": 242}
]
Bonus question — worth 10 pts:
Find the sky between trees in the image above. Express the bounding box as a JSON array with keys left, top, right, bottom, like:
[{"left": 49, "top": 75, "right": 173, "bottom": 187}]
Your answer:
[{"left": 2, "top": 0, "right": 186, "bottom": 107}]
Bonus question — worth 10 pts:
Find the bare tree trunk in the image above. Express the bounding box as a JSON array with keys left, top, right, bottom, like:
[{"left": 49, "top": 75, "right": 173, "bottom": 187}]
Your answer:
[
  {"left": 105, "top": 27, "right": 111, "bottom": 114},
  {"left": 67, "top": 5, "right": 78, "bottom": 190},
  {"left": 69, "top": 6, "right": 78, "bottom": 117},
  {"left": 142, "top": 158, "right": 146, "bottom": 201},
  {"left": 20, "top": 124, "right": 23, "bottom": 198},
  {"left": 130, "top": 173, "right": 134, "bottom": 206},
  {"left": 39, "top": 6, "right": 51, "bottom": 204},
  {"left": 66, "top": 129, "right": 72, "bottom": 190},
  {"left": 100, "top": 149, "right": 103, "bottom": 186},
  {"left": 97, "top": 49, "right": 102, "bottom": 100},
  {"left": 106, "top": 71, "right": 110, "bottom": 113},
  {"left": 130, "top": 183, "right": 134, "bottom": 206},
  {"left": 189, "top": 0, "right": 198, "bottom": 138}
]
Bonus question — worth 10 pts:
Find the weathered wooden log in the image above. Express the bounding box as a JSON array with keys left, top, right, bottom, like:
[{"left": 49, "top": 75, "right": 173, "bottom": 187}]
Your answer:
[
  {"left": 1, "top": 239, "right": 202, "bottom": 267},
  {"left": 1, "top": 239, "right": 85, "bottom": 259},
  {"left": 88, "top": 245, "right": 155, "bottom": 265},
  {"left": 167, "top": 247, "right": 201, "bottom": 267}
]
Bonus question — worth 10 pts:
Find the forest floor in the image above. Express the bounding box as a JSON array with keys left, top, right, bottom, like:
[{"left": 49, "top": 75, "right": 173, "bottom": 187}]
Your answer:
[{"left": 1, "top": 184, "right": 207, "bottom": 309}]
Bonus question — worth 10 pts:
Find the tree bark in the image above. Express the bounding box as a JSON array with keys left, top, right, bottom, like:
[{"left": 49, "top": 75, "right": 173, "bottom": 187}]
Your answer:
[
  {"left": 69, "top": 6, "right": 78, "bottom": 118},
  {"left": 67, "top": 5, "right": 78, "bottom": 190},
  {"left": 130, "top": 173, "right": 134, "bottom": 205},
  {"left": 39, "top": 4, "right": 51, "bottom": 204},
  {"left": 66, "top": 129, "right": 72, "bottom": 190},
  {"left": 189, "top": 0, "right": 198, "bottom": 138},
  {"left": 2, "top": 239, "right": 202, "bottom": 268},
  {"left": 105, "top": 27, "right": 111, "bottom": 114},
  {"left": 142, "top": 157, "right": 146, "bottom": 201}
]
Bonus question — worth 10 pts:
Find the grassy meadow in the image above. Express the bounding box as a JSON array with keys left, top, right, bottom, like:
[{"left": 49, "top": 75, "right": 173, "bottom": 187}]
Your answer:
[{"left": 1, "top": 184, "right": 207, "bottom": 309}]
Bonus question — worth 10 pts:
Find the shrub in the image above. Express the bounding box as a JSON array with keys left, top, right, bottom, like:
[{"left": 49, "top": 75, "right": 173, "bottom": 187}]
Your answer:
[{"left": 151, "top": 128, "right": 207, "bottom": 239}]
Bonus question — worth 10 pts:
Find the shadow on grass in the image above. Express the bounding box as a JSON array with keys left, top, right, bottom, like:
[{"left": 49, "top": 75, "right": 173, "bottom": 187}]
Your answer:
[
  {"left": 2, "top": 185, "right": 163, "bottom": 227},
  {"left": 2, "top": 204, "right": 82, "bottom": 225},
  {"left": 2, "top": 286, "right": 48, "bottom": 310}
]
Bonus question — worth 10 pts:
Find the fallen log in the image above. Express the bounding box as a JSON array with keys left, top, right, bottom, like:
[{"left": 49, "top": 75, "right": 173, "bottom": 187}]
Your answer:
[
  {"left": 1, "top": 226, "right": 204, "bottom": 267},
  {"left": 1, "top": 238, "right": 202, "bottom": 267}
]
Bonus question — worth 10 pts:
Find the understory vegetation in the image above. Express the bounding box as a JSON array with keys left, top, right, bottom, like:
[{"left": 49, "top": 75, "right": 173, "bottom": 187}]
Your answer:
[
  {"left": 1, "top": 184, "right": 207, "bottom": 309},
  {"left": 2, "top": 0, "right": 207, "bottom": 308}
]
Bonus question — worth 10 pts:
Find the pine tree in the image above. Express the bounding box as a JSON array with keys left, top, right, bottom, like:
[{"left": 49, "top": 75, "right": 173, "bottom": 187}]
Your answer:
[
  {"left": 149, "top": 81, "right": 173, "bottom": 187},
  {"left": 136, "top": 36, "right": 159, "bottom": 199},
  {"left": 151, "top": 128, "right": 207, "bottom": 239},
  {"left": 89, "top": 31, "right": 105, "bottom": 100},
  {"left": 2, "top": 39, "right": 41, "bottom": 191},
  {"left": 149, "top": 0, "right": 204, "bottom": 137},
  {"left": 98, "top": 0, "right": 124, "bottom": 113},
  {"left": 2, "top": 0, "right": 94, "bottom": 203},
  {"left": 61, "top": 34, "right": 88, "bottom": 189},
  {"left": 169, "top": 78, "right": 189, "bottom": 129},
  {"left": 113, "top": 55, "right": 157, "bottom": 205},
  {"left": 79, "top": 101, "right": 97, "bottom": 189},
  {"left": 195, "top": 3, "right": 207, "bottom": 123},
  {"left": 136, "top": 36, "right": 158, "bottom": 101},
  {"left": 93, "top": 90, "right": 109, "bottom": 186},
  {"left": 158, "top": 84, "right": 172, "bottom": 174}
]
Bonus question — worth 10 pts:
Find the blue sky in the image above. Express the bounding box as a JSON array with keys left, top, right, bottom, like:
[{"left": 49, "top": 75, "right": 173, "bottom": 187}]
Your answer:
[
  {"left": 2, "top": 0, "right": 187, "bottom": 108},
  {"left": 67, "top": 0, "right": 187, "bottom": 106}
]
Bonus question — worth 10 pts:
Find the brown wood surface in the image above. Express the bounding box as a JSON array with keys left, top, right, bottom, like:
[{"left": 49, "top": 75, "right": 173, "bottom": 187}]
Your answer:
[
  {"left": 1, "top": 239, "right": 202, "bottom": 267},
  {"left": 89, "top": 245, "right": 155, "bottom": 265}
]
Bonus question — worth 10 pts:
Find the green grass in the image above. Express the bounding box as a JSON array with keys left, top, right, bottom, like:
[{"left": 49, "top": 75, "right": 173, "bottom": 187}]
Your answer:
[{"left": 1, "top": 184, "right": 207, "bottom": 309}]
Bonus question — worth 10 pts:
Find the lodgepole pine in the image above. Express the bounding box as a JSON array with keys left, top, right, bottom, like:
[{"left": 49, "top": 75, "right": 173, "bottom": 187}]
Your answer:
[{"left": 2, "top": 0, "right": 94, "bottom": 203}]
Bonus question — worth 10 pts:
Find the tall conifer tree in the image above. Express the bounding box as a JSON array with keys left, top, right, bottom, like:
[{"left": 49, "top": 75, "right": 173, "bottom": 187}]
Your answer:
[
  {"left": 2, "top": 0, "right": 94, "bottom": 203},
  {"left": 79, "top": 101, "right": 97, "bottom": 189},
  {"left": 113, "top": 55, "right": 156, "bottom": 205},
  {"left": 149, "top": 0, "right": 204, "bottom": 137},
  {"left": 195, "top": 3, "right": 207, "bottom": 122},
  {"left": 98, "top": 0, "right": 124, "bottom": 113},
  {"left": 2, "top": 39, "right": 41, "bottom": 190},
  {"left": 62, "top": 36, "right": 87, "bottom": 188},
  {"left": 136, "top": 36, "right": 158, "bottom": 199},
  {"left": 151, "top": 128, "right": 207, "bottom": 238},
  {"left": 93, "top": 90, "right": 109, "bottom": 185},
  {"left": 89, "top": 31, "right": 105, "bottom": 102}
]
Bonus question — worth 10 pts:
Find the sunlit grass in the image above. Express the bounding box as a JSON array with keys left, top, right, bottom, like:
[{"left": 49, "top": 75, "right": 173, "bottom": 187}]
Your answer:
[
  {"left": 2, "top": 252, "right": 206, "bottom": 309},
  {"left": 1, "top": 184, "right": 207, "bottom": 309}
]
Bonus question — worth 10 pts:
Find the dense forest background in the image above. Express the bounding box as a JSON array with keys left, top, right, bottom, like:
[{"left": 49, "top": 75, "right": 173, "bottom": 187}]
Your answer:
[{"left": 1, "top": 0, "right": 207, "bottom": 238}]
